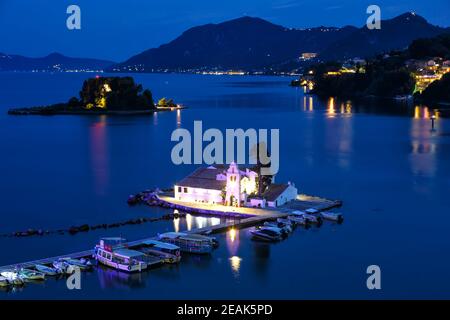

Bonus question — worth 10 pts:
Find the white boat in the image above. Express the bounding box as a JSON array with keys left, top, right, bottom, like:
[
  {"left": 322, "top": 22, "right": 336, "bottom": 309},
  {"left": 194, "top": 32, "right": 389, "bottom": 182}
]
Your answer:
[
  {"left": 52, "top": 261, "right": 70, "bottom": 274},
  {"left": 263, "top": 221, "right": 292, "bottom": 234},
  {"left": 58, "top": 257, "right": 92, "bottom": 271},
  {"left": 320, "top": 211, "right": 344, "bottom": 222},
  {"left": 290, "top": 210, "right": 322, "bottom": 225},
  {"left": 35, "top": 264, "right": 61, "bottom": 276},
  {"left": 94, "top": 237, "right": 148, "bottom": 272},
  {"left": 18, "top": 268, "right": 45, "bottom": 281},
  {"left": 139, "top": 240, "right": 181, "bottom": 264},
  {"left": 277, "top": 217, "right": 295, "bottom": 226},
  {"left": 250, "top": 226, "right": 283, "bottom": 242},
  {"left": 287, "top": 214, "right": 309, "bottom": 225},
  {"left": 158, "top": 232, "right": 214, "bottom": 254},
  {"left": 0, "top": 271, "right": 24, "bottom": 286}
]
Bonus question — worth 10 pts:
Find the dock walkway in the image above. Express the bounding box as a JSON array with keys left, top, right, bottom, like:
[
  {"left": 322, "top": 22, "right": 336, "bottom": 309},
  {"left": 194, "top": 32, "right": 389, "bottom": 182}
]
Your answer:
[{"left": 0, "top": 194, "right": 341, "bottom": 272}]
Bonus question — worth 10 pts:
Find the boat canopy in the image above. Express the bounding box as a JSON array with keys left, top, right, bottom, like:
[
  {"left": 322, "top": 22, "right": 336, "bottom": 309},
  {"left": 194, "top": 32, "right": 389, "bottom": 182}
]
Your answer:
[
  {"left": 290, "top": 210, "right": 306, "bottom": 216},
  {"left": 113, "top": 248, "right": 145, "bottom": 258},
  {"left": 305, "top": 208, "right": 319, "bottom": 214},
  {"left": 142, "top": 240, "right": 180, "bottom": 250},
  {"left": 181, "top": 234, "right": 213, "bottom": 241},
  {"left": 159, "top": 232, "right": 188, "bottom": 239}
]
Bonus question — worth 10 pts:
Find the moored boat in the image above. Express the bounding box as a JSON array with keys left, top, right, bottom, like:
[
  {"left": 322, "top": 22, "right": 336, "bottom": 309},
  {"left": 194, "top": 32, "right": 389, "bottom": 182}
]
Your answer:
[
  {"left": 158, "top": 232, "right": 214, "bottom": 254},
  {"left": 263, "top": 221, "right": 292, "bottom": 235},
  {"left": 0, "top": 276, "right": 9, "bottom": 287},
  {"left": 319, "top": 211, "right": 343, "bottom": 222},
  {"left": 52, "top": 261, "right": 70, "bottom": 274},
  {"left": 277, "top": 217, "right": 296, "bottom": 227},
  {"left": 250, "top": 226, "right": 283, "bottom": 242},
  {"left": 18, "top": 268, "right": 45, "bottom": 281},
  {"left": 291, "top": 210, "right": 322, "bottom": 225},
  {"left": 94, "top": 237, "right": 148, "bottom": 272},
  {"left": 288, "top": 214, "right": 309, "bottom": 226},
  {"left": 0, "top": 271, "right": 24, "bottom": 286},
  {"left": 139, "top": 239, "right": 181, "bottom": 264},
  {"left": 35, "top": 264, "right": 61, "bottom": 276},
  {"left": 58, "top": 258, "right": 92, "bottom": 271}
]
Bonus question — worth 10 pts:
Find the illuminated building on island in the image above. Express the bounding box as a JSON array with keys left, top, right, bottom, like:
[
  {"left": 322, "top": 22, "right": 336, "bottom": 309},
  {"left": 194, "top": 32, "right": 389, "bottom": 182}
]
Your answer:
[{"left": 174, "top": 162, "right": 297, "bottom": 208}]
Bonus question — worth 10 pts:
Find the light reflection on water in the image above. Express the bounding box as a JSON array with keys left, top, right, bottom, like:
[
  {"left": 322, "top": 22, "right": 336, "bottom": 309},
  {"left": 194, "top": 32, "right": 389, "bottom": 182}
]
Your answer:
[
  {"left": 90, "top": 115, "right": 108, "bottom": 195},
  {"left": 229, "top": 256, "right": 242, "bottom": 277}
]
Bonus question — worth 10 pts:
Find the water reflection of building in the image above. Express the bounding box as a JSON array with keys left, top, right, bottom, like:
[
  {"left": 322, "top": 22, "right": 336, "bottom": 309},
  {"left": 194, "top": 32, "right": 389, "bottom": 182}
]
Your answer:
[
  {"left": 182, "top": 213, "right": 221, "bottom": 232},
  {"left": 90, "top": 115, "right": 109, "bottom": 195},
  {"left": 324, "top": 98, "right": 353, "bottom": 169},
  {"left": 229, "top": 256, "right": 242, "bottom": 278},
  {"left": 409, "top": 108, "right": 437, "bottom": 179},
  {"left": 176, "top": 109, "right": 181, "bottom": 127},
  {"left": 327, "top": 97, "right": 336, "bottom": 118},
  {"left": 226, "top": 227, "right": 242, "bottom": 277}
]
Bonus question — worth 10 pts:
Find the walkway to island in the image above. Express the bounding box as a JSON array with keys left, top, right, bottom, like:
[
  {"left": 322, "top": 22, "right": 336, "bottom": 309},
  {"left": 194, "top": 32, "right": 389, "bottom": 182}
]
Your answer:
[{"left": 0, "top": 192, "right": 341, "bottom": 272}]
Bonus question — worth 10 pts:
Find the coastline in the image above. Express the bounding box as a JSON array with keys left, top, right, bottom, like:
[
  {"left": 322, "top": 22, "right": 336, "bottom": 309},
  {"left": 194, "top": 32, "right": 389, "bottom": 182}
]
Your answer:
[{"left": 7, "top": 105, "right": 186, "bottom": 116}]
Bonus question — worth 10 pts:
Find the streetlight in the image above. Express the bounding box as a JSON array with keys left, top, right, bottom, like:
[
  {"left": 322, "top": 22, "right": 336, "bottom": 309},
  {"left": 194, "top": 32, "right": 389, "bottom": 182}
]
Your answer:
[{"left": 431, "top": 114, "right": 436, "bottom": 132}]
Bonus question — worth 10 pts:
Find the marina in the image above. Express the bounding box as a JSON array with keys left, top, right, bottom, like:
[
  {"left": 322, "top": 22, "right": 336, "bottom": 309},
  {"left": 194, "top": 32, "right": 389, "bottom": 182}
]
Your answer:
[{"left": 0, "top": 188, "right": 342, "bottom": 288}]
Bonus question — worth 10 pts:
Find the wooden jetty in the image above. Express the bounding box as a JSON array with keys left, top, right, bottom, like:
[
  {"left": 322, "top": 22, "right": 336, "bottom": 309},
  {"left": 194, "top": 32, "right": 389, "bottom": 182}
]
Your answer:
[{"left": 0, "top": 193, "right": 341, "bottom": 273}]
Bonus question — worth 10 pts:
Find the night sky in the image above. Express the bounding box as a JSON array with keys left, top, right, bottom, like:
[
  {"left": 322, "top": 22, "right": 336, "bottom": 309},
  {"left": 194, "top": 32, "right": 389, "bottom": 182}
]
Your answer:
[{"left": 0, "top": 0, "right": 448, "bottom": 61}]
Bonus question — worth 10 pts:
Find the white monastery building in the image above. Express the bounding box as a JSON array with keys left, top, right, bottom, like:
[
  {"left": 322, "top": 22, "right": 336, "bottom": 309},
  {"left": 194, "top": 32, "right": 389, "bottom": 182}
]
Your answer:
[{"left": 174, "top": 162, "right": 297, "bottom": 208}]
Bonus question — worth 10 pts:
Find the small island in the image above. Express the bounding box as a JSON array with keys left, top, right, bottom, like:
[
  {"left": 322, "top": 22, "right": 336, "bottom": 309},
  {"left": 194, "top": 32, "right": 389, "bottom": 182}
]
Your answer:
[{"left": 8, "top": 76, "right": 183, "bottom": 115}]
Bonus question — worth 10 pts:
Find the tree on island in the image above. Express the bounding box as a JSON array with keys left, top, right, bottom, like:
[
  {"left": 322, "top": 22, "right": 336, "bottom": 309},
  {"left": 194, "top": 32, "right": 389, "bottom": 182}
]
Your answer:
[
  {"left": 156, "top": 97, "right": 177, "bottom": 108},
  {"left": 78, "top": 77, "right": 155, "bottom": 110}
]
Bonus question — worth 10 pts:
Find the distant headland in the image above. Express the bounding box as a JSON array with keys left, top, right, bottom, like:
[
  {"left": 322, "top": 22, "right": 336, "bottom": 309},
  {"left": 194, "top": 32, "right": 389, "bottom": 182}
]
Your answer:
[{"left": 8, "top": 76, "right": 184, "bottom": 115}]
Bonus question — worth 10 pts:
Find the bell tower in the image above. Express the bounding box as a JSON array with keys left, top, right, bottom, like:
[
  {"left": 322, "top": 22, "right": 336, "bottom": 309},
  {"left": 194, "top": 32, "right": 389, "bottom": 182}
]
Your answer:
[{"left": 225, "top": 162, "right": 241, "bottom": 207}]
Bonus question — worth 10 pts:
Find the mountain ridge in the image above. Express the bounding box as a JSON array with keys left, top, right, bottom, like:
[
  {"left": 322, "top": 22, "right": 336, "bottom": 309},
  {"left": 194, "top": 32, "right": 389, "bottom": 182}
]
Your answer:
[
  {"left": 111, "top": 12, "right": 449, "bottom": 72},
  {"left": 0, "top": 52, "right": 115, "bottom": 72}
]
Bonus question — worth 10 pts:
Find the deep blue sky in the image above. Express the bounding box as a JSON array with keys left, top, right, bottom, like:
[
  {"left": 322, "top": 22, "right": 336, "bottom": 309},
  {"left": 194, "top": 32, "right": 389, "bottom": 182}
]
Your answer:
[{"left": 0, "top": 0, "right": 449, "bottom": 61}]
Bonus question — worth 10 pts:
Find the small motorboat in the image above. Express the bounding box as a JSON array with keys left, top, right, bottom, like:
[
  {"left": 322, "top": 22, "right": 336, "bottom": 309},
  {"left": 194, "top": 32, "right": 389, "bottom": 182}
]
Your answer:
[
  {"left": 263, "top": 221, "right": 292, "bottom": 235},
  {"left": 277, "top": 217, "right": 296, "bottom": 227},
  {"left": 59, "top": 257, "right": 92, "bottom": 271},
  {"left": 35, "top": 264, "right": 61, "bottom": 276},
  {"left": 290, "top": 211, "right": 322, "bottom": 225},
  {"left": 288, "top": 214, "right": 309, "bottom": 226},
  {"left": 0, "top": 276, "right": 10, "bottom": 287},
  {"left": 250, "top": 226, "right": 283, "bottom": 242},
  {"left": 0, "top": 271, "right": 24, "bottom": 286},
  {"left": 18, "top": 268, "right": 45, "bottom": 281},
  {"left": 320, "top": 211, "right": 344, "bottom": 222},
  {"left": 52, "top": 261, "right": 70, "bottom": 274}
]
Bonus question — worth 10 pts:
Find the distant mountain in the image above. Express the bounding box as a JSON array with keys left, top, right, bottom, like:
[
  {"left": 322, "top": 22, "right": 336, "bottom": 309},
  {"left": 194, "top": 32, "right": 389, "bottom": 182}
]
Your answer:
[
  {"left": 320, "top": 12, "right": 449, "bottom": 61},
  {"left": 111, "top": 13, "right": 449, "bottom": 72},
  {"left": 112, "top": 16, "right": 357, "bottom": 72},
  {"left": 0, "top": 52, "right": 114, "bottom": 72}
]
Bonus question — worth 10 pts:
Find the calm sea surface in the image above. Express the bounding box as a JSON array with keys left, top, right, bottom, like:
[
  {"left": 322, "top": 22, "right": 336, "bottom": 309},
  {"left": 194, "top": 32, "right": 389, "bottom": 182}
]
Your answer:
[{"left": 0, "top": 72, "right": 449, "bottom": 299}]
